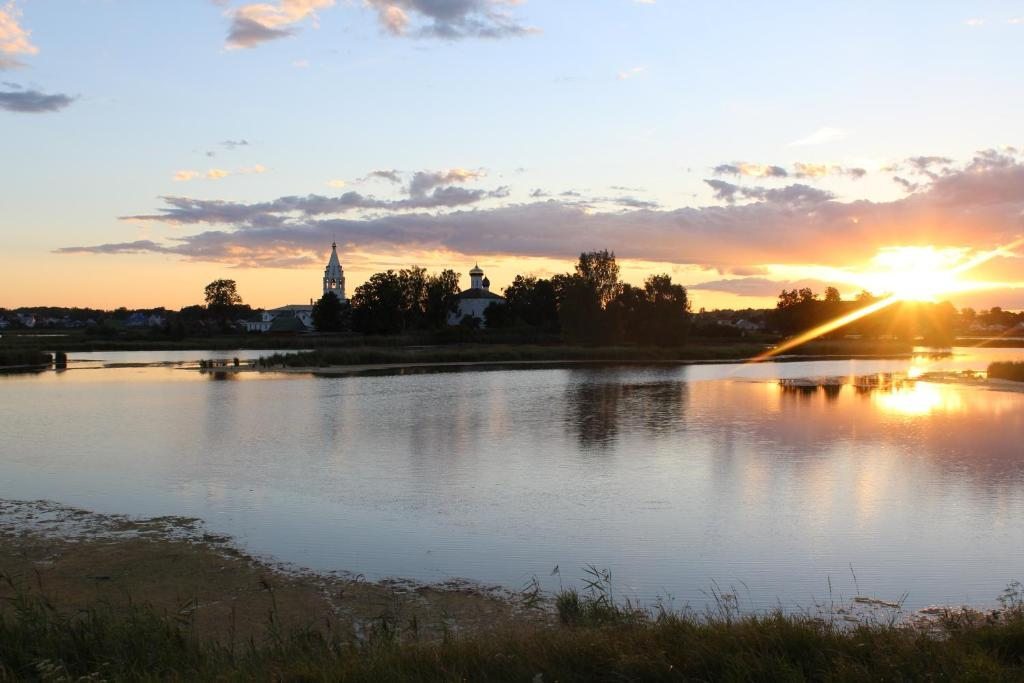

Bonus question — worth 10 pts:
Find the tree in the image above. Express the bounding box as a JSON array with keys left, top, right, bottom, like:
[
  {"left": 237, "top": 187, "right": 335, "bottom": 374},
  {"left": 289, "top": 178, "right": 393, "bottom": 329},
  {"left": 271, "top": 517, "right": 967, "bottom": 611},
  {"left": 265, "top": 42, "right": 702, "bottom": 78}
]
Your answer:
[
  {"left": 642, "top": 274, "right": 691, "bottom": 345},
  {"left": 312, "top": 293, "right": 348, "bottom": 332},
  {"left": 424, "top": 269, "right": 461, "bottom": 328},
  {"left": 350, "top": 270, "right": 405, "bottom": 335},
  {"left": 204, "top": 279, "right": 242, "bottom": 311},
  {"left": 575, "top": 250, "right": 621, "bottom": 308},
  {"left": 503, "top": 275, "right": 559, "bottom": 330}
]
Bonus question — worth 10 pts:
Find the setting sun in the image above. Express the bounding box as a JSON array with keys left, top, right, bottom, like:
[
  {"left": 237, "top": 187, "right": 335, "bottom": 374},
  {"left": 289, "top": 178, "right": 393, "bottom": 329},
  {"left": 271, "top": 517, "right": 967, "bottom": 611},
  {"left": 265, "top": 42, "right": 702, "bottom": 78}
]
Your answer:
[{"left": 864, "top": 246, "right": 967, "bottom": 302}]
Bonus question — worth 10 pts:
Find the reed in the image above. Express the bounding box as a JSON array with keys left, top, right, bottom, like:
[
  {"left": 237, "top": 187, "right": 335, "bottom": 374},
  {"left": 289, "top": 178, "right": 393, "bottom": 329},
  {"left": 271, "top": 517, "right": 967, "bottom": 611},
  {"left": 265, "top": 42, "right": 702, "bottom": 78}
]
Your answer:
[{"left": 2, "top": 576, "right": 1023, "bottom": 681}]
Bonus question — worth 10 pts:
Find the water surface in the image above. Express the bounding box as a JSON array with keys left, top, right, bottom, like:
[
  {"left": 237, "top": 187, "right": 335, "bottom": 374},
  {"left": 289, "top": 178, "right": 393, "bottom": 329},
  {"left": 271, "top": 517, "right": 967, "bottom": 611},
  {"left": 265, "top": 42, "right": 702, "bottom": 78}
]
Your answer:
[{"left": 2, "top": 346, "right": 1023, "bottom": 611}]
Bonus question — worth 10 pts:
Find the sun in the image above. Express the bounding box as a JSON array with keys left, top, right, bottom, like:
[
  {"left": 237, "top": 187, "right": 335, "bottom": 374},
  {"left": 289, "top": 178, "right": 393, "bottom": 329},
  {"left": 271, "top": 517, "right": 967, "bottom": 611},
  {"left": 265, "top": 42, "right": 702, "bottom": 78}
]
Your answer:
[{"left": 862, "top": 246, "right": 969, "bottom": 302}]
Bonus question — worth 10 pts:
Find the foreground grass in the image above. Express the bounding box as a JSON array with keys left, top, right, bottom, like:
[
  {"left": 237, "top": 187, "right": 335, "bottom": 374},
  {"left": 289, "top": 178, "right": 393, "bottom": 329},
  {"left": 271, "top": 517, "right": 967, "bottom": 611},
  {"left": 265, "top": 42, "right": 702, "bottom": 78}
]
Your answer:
[
  {"left": 2, "top": 584, "right": 1024, "bottom": 681},
  {"left": 989, "top": 361, "right": 1024, "bottom": 382}
]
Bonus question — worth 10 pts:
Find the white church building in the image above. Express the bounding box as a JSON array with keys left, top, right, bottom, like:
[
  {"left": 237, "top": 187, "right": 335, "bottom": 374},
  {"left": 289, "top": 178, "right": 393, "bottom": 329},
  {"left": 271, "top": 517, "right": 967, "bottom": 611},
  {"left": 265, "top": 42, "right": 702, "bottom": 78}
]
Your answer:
[
  {"left": 244, "top": 242, "right": 347, "bottom": 333},
  {"left": 448, "top": 264, "right": 506, "bottom": 327}
]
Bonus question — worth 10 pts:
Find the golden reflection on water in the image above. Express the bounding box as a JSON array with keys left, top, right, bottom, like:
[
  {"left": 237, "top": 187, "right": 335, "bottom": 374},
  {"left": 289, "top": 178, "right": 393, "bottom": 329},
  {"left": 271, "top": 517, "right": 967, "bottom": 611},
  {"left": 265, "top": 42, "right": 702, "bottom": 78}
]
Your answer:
[{"left": 872, "top": 381, "right": 966, "bottom": 417}]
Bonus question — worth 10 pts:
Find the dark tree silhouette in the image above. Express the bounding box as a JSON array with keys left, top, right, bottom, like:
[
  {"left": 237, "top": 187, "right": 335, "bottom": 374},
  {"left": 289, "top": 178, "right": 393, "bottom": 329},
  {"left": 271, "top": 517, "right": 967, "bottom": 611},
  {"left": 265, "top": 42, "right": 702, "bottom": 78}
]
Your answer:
[{"left": 312, "top": 292, "right": 348, "bottom": 332}]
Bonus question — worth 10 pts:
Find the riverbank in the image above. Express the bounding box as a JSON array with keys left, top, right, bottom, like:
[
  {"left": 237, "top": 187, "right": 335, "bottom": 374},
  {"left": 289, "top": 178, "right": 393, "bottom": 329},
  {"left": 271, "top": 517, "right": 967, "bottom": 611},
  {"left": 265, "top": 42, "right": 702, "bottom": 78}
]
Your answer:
[
  {"left": 2, "top": 501, "right": 1023, "bottom": 680},
  {"left": 0, "top": 500, "right": 542, "bottom": 648}
]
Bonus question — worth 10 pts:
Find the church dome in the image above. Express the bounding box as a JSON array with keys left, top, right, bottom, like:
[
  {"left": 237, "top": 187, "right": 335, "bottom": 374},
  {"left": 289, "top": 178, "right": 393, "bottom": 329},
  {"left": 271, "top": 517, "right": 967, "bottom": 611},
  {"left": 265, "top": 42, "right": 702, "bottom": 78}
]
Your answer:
[
  {"left": 482, "top": 277, "right": 490, "bottom": 289},
  {"left": 469, "top": 264, "right": 484, "bottom": 276}
]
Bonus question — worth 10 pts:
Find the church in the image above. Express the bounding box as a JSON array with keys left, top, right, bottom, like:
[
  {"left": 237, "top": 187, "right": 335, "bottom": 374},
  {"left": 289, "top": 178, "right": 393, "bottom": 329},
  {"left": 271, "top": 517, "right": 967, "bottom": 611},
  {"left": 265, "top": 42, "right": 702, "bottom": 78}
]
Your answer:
[
  {"left": 243, "top": 242, "right": 347, "bottom": 333},
  {"left": 245, "top": 243, "right": 505, "bottom": 331},
  {"left": 448, "top": 264, "right": 506, "bottom": 327}
]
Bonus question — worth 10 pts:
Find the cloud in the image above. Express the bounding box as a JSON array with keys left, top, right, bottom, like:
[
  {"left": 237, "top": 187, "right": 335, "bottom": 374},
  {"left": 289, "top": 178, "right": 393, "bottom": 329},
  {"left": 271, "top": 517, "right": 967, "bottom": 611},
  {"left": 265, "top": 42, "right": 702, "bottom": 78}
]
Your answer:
[
  {"left": 364, "top": 0, "right": 535, "bottom": 39},
  {"left": 617, "top": 66, "right": 646, "bottom": 80},
  {"left": 407, "top": 167, "right": 483, "bottom": 197},
  {"left": 172, "top": 165, "right": 265, "bottom": 182},
  {"left": 226, "top": 0, "right": 335, "bottom": 49},
  {"left": 327, "top": 179, "right": 347, "bottom": 188},
  {"left": 61, "top": 150, "right": 1024, "bottom": 285},
  {"left": 690, "top": 277, "right": 831, "bottom": 297},
  {"left": 964, "top": 18, "right": 985, "bottom": 26},
  {"left": 173, "top": 170, "right": 200, "bottom": 182},
  {"left": 0, "top": 1, "right": 37, "bottom": 69},
  {"left": 713, "top": 162, "right": 788, "bottom": 178},
  {"left": 704, "top": 179, "right": 834, "bottom": 205},
  {"left": 364, "top": 169, "right": 402, "bottom": 183},
  {"left": 790, "top": 126, "right": 848, "bottom": 146},
  {"left": 206, "top": 168, "right": 230, "bottom": 180},
  {"left": 713, "top": 161, "right": 866, "bottom": 181},
  {"left": 222, "top": 139, "right": 249, "bottom": 150},
  {"left": 0, "top": 87, "right": 74, "bottom": 113}
]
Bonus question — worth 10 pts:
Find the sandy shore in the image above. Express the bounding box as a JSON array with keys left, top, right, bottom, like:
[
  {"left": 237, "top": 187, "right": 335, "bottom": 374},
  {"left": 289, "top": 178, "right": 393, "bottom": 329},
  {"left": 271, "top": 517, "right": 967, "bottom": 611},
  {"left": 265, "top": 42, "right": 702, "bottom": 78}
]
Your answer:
[{"left": 0, "top": 500, "right": 545, "bottom": 646}]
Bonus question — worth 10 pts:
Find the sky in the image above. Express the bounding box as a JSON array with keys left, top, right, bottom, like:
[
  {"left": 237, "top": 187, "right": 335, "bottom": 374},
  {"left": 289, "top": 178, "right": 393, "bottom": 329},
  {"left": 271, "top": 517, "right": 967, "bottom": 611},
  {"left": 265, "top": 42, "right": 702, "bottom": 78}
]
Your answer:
[{"left": 2, "top": 0, "right": 1024, "bottom": 311}]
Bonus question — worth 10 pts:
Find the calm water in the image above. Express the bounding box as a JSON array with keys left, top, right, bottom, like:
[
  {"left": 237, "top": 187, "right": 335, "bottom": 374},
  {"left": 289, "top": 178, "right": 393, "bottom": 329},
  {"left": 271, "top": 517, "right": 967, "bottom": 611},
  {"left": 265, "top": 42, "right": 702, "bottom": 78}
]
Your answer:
[{"left": 2, "top": 347, "right": 1024, "bottom": 611}]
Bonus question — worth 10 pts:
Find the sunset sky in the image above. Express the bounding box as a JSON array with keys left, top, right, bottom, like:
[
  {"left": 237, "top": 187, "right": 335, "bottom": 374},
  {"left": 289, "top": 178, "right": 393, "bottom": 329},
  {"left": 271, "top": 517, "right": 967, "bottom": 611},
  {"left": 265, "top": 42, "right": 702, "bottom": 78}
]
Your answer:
[{"left": 3, "top": 0, "right": 1023, "bottom": 311}]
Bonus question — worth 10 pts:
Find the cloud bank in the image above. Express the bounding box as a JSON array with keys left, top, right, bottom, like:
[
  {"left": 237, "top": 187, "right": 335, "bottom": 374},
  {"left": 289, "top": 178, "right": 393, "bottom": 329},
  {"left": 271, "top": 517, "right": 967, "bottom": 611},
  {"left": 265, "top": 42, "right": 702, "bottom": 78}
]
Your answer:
[{"left": 60, "top": 151, "right": 1024, "bottom": 277}]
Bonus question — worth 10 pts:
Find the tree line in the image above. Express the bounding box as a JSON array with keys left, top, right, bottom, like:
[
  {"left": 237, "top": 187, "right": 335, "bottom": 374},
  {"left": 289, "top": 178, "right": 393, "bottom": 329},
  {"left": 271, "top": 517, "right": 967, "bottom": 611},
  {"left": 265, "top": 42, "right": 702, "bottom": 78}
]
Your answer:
[
  {"left": 770, "top": 286, "right": 958, "bottom": 345},
  {"left": 312, "top": 250, "right": 693, "bottom": 346}
]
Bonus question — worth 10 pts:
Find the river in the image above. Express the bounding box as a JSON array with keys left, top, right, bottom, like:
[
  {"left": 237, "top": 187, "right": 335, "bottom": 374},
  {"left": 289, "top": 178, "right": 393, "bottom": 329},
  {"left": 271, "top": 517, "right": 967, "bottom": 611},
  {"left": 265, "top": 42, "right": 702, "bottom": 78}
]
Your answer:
[{"left": 2, "top": 346, "right": 1023, "bottom": 612}]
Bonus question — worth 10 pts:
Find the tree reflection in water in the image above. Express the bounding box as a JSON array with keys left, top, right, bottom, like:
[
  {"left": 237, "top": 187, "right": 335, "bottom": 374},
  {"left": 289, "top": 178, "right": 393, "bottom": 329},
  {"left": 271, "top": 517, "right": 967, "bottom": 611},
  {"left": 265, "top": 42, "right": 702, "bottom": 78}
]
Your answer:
[{"left": 564, "top": 369, "right": 690, "bottom": 449}]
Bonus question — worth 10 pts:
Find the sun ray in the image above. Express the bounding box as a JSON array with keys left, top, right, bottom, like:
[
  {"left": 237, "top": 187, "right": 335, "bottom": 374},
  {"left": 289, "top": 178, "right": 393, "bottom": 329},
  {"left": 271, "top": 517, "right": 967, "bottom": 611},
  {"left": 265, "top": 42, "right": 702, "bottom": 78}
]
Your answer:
[{"left": 750, "top": 236, "right": 1024, "bottom": 364}]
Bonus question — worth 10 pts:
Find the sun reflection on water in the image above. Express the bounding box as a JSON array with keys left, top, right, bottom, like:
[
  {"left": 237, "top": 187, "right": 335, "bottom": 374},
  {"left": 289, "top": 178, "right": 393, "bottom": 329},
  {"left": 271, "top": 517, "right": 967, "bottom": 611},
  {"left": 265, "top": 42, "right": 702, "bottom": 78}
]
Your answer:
[{"left": 872, "top": 381, "right": 966, "bottom": 417}]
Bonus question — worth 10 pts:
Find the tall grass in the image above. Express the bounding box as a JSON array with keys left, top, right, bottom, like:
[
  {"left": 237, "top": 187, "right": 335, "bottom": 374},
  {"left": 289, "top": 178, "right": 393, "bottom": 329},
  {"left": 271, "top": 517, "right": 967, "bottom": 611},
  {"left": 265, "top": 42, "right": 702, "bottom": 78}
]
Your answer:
[
  {"left": 989, "top": 361, "right": 1024, "bottom": 382},
  {"left": 0, "top": 350, "right": 52, "bottom": 368},
  {"left": 3, "top": 578, "right": 1024, "bottom": 680}
]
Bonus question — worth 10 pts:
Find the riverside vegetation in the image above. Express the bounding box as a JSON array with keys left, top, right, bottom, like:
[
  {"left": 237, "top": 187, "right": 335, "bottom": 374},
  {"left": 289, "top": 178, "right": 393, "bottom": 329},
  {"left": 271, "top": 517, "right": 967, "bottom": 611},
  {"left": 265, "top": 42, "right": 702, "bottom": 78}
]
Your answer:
[
  {"left": 988, "top": 361, "right": 1024, "bottom": 382},
  {"left": 2, "top": 574, "right": 1024, "bottom": 680}
]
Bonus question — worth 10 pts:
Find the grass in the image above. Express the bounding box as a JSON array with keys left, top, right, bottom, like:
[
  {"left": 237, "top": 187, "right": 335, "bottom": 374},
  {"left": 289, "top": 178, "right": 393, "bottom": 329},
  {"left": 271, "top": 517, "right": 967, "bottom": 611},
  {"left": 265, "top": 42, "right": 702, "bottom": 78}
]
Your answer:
[
  {"left": 2, "top": 578, "right": 1024, "bottom": 681},
  {"left": 988, "top": 361, "right": 1024, "bottom": 382},
  {"left": 0, "top": 350, "right": 51, "bottom": 368},
  {"left": 255, "top": 339, "right": 922, "bottom": 370}
]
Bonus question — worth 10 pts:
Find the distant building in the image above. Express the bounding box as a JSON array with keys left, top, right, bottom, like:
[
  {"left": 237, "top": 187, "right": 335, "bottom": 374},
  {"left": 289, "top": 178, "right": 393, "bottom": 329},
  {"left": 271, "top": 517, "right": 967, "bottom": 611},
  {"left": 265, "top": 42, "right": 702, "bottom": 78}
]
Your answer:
[
  {"left": 449, "top": 264, "right": 505, "bottom": 327},
  {"left": 322, "top": 241, "right": 347, "bottom": 303},
  {"left": 245, "top": 243, "right": 343, "bottom": 333}
]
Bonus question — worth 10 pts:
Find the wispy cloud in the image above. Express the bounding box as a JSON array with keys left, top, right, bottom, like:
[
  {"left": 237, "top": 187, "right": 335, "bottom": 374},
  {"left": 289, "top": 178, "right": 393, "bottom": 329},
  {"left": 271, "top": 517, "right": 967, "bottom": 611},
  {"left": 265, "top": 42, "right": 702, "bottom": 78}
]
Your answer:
[
  {"left": 790, "top": 126, "right": 848, "bottom": 147},
  {"left": 713, "top": 162, "right": 788, "bottom": 178},
  {"left": 0, "top": 1, "right": 36, "bottom": 69},
  {"left": 711, "top": 161, "right": 866, "bottom": 180},
  {"left": 964, "top": 18, "right": 985, "bottom": 26},
  {"left": 617, "top": 65, "right": 646, "bottom": 80},
  {"left": 0, "top": 86, "right": 74, "bottom": 113},
  {"left": 364, "top": 0, "right": 536, "bottom": 39},
  {"left": 226, "top": 0, "right": 335, "bottom": 49},
  {"left": 172, "top": 165, "right": 266, "bottom": 182}
]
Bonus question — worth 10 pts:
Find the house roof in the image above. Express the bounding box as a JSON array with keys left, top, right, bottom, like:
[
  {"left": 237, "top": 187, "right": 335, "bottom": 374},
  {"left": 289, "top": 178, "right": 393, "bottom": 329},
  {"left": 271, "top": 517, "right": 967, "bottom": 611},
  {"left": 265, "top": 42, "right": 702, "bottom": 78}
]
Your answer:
[
  {"left": 457, "top": 288, "right": 505, "bottom": 301},
  {"left": 270, "top": 304, "right": 313, "bottom": 313}
]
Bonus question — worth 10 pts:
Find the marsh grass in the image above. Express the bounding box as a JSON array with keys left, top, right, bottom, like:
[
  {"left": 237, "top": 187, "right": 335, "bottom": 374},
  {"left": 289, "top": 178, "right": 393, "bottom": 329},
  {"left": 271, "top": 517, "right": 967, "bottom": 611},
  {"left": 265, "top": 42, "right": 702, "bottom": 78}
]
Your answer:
[
  {"left": 988, "top": 361, "right": 1024, "bottom": 382},
  {"left": 3, "top": 575, "right": 1024, "bottom": 681},
  {"left": 0, "top": 350, "right": 52, "bottom": 369}
]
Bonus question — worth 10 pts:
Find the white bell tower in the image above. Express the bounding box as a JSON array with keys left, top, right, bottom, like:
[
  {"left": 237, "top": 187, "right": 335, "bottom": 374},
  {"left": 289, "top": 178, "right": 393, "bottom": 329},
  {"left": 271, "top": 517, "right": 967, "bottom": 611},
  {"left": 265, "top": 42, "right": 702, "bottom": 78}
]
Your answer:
[{"left": 323, "top": 242, "right": 347, "bottom": 302}]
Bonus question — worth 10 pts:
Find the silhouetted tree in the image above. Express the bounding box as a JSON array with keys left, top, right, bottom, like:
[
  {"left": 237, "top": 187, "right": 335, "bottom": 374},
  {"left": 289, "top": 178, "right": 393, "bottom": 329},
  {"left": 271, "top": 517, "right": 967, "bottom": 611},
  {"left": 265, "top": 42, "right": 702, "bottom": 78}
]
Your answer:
[
  {"left": 424, "top": 269, "right": 461, "bottom": 328},
  {"left": 501, "top": 275, "right": 560, "bottom": 330},
  {"left": 351, "top": 271, "right": 405, "bottom": 334},
  {"left": 312, "top": 293, "right": 349, "bottom": 332},
  {"left": 576, "top": 250, "right": 621, "bottom": 308}
]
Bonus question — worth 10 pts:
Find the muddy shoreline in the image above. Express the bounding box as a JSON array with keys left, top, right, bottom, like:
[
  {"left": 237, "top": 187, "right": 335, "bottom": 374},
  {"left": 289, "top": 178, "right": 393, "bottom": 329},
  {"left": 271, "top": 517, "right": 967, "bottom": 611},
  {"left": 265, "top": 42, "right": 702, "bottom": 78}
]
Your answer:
[{"left": 0, "top": 500, "right": 546, "bottom": 645}]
